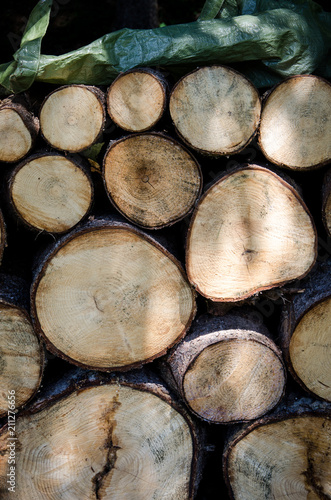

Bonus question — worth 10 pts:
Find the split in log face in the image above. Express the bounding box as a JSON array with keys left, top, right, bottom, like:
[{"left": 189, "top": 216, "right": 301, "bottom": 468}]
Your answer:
[
  {"left": 0, "top": 378, "right": 196, "bottom": 499},
  {"left": 39, "top": 85, "right": 105, "bottom": 152},
  {"left": 259, "top": 75, "right": 331, "bottom": 170},
  {"left": 0, "top": 303, "right": 43, "bottom": 417},
  {"left": 225, "top": 413, "right": 331, "bottom": 499},
  {"left": 186, "top": 165, "right": 317, "bottom": 301},
  {"left": 289, "top": 297, "right": 331, "bottom": 402},
  {"left": 103, "top": 133, "right": 202, "bottom": 229},
  {"left": 9, "top": 153, "right": 93, "bottom": 233},
  {"left": 107, "top": 68, "right": 167, "bottom": 132},
  {"left": 0, "top": 97, "right": 39, "bottom": 163},
  {"left": 169, "top": 66, "right": 261, "bottom": 156},
  {"left": 31, "top": 220, "right": 196, "bottom": 370}
]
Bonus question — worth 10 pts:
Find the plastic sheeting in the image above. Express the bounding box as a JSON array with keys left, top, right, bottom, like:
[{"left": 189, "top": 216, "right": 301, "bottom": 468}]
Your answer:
[{"left": 0, "top": 0, "right": 330, "bottom": 94}]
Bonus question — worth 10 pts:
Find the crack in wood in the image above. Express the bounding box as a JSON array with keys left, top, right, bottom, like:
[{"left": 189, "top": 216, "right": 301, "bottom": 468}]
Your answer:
[
  {"left": 92, "top": 425, "right": 121, "bottom": 499},
  {"left": 302, "top": 444, "right": 329, "bottom": 500}
]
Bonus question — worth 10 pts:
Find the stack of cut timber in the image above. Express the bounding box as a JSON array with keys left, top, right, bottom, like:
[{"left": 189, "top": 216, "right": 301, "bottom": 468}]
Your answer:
[{"left": 0, "top": 66, "right": 330, "bottom": 500}]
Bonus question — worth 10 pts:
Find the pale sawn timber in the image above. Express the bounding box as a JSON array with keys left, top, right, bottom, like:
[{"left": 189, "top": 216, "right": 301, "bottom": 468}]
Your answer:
[
  {"left": 31, "top": 216, "right": 196, "bottom": 370},
  {"left": 223, "top": 394, "right": 331, "bottom": 499},
  {"left": 39, "top": 85, "right": 105, "bottom": 152},
  {"left": 169, "top": 65, "right": 261, "bottom": 156},
  {"left": 0, "top": 274, "right": 44, "bottom": 418},
  {"left": 103, "top": 133, "right": 202, "bottom": 229},
  {"left": 258, "top": 75, "right": 331, "bottom": 170},
  {"left": 280, "top": 258, "right": 331, "bottom": 402},
  {"left": 9, "top": 152, "right": 94, "bottom": 233},
  {"left": 160, "top": 311, "right": 286, "bottom": 424},
  {"left": 0, "top": 368, "right": 203, "bottom": 499},
  {"left": 186, "top": 164, "right": 317, "bottom": 302},
  {"left": 0, "top": 95, "right": 39, "bottom": 163},
  {"left": 107, "top": 68, "right": 167, "bottom": 132}
]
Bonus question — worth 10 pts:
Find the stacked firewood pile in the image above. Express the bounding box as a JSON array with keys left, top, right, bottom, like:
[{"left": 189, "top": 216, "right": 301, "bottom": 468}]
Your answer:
[{"left": 0, "top": 65, "right": 330, "bottom": 499}]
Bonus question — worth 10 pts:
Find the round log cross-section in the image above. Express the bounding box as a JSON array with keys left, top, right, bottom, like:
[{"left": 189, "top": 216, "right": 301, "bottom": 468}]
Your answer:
[
  {"left": 39, "top": 85, "right": 105, "bottom": 152},
  {"left": 169, "top": 66, "right": 261, "bottom": 156},
  {"left": 186, "top": 165, "right": 317, "bottom": 302},
  {"left": 161, "top": 313, "right": 286, "bottom": 424},
  {"left": 0, "top": 370, "right": 200, "bottom": 500},
  {"left": 259, "top": 75, "right": 331, "bottom": 170},
  {"left": 107, "top": 68, "right": 167, "bottom": 132},
  {"left": 103, "top": 133, "right": 202, "bottom": 229},
  {"left": 9, "top": 153, "right": 93, "bottom": 233},
  {"left": 223, "top": 397, "right": 331, "bottom": 500},
  {"left": 31, "top": 217, "right": 196, "bottom": 370}
]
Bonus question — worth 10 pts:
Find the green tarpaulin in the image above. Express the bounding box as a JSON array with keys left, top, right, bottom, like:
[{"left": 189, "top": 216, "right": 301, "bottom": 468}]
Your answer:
[{"left": 0, "top": 0, "right": 330, "bottom": 94}]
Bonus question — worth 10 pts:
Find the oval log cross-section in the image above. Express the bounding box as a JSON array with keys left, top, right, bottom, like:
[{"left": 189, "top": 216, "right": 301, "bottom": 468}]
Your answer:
[
  {"left": 0, "top": 95, "right": 39, "bottom": 163},
  {"left": 103, "top": 133, "right": 202, "bottom": 229},
  {"left": 223, "top": 397, "right": 331, "bottom": 500},
  {"left": 169, "top": 66, "right": 261, "bottom": 156},
  {"left": 107, "top": 68, "right": 167, "bottom": 132},
  {"left": 186, "top": 165, "right": 317, "bottom": 302},
  {"left": 39, "top": 85, "right": 105, "bottom": 152},
  {"left": 31, "top": 218, "right": 196, "bottom": 370},
  {"left": 9, "top": 153, "right": 94, "bottom": 233},
  {"left": 259, "top": 75, "right": 331, "bottom": 170},
  {"left": 161, "top": 313, "right": 286, "bottom": 424},
  {"left": 0, "top": 275, "right": 44, "bottom": 417},
  {"left": 0, "top": 371, "right": 199, "bottom": 499},
  {"left": 281, "top": 259, "right": 331, "bottom": 401}
]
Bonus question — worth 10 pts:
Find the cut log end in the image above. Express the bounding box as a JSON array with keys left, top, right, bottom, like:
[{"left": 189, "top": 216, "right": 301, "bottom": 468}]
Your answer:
[
  {"left": 10, "top": 153, "right": 93, "bottom": 233},
  {"left": 103, "top": 133, "right": 202, "bottom": 229},
  {"left": 183, "top": 334, "right": 285, "bottom": 423},
  {"left": 0, "top": 100, "right": 39, "bottom": 163},
  {"left": 39, "top": 85, "right": 105, "bottom": 152},
  {"left": 225, "top": 414, "right": 331, "bottom": 500},
  {"left": 169, "top": 65, "right": 261, "bottom": 156},
  {"left": 289, "top": 296, "right": 331, "bottom": 401},
  {"left": 186, "top": 165, "right": 317, "bottom": 301},
  {"left": 0, "top": 380, "right": 197, "bottom": 499},
  {"left": 32, "top": 221, "right": 196, "bottom": 370},
  {"left": 0, "top": 303, "right": 43, "bottom": 417},
  {"left": 107, "top": 69, "right": 167, "bottom": 132},
  {"left": 259, "top": 75, "right": 331, "bottom": 170}
]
